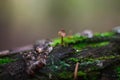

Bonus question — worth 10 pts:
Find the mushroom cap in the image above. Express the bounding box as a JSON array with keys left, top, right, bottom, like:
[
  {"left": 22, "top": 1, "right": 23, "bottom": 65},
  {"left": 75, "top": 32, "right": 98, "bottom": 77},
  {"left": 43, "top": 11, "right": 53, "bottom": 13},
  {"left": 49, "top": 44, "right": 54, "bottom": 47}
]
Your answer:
[{"left": 58, "top": 29, "right": 66, "bottom": 37}]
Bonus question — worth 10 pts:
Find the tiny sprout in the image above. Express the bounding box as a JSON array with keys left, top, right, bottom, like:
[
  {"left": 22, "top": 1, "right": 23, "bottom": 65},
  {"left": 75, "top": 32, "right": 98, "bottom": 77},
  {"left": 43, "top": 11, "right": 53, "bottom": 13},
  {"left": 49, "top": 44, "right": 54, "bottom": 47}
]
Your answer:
[{"left": 58, "top": 29, "right": 66, "bottom": 46}]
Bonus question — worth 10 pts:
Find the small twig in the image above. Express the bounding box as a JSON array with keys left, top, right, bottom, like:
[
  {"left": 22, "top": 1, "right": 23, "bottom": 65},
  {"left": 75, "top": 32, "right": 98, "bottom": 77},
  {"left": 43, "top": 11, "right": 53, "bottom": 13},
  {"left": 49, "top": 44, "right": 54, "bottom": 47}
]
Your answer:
[
  {"left": 0, "top": 50, "right": 10, "bottom": 57},
  {"left": 10, "top": 45, "right": 33, "bottom": 54},
  {"left": 74, "top": 62, "right": 79, "bottom": 80},
  {"left": 0, "top": 45, "right": 33, "bottom": 57}
]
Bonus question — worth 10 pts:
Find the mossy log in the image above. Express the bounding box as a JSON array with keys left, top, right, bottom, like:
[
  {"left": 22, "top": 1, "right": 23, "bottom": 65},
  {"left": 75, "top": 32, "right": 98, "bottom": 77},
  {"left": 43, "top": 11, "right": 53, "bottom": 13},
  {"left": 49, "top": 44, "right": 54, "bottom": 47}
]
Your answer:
[{"left": 0, "top": 31, "right": 120, "bottom": 80}]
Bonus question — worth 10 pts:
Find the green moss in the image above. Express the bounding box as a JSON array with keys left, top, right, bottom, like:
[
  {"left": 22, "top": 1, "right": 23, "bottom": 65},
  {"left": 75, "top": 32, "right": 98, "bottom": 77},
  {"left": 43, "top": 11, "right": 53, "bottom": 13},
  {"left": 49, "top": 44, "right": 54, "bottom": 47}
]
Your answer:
[
  {"left": 51, "top": 35, "right": 87, "bottom": 46},
  {"left": 69, "top": 55, "right": 120, "bottom": 66},
  {"left": 73, "top": 43, "right": 88, "bottom": 50},
  {"left": 50, "top": 32, "right": 116, "bottom": 80},
  {"left": 78, "top": 71, "right": 87, "bottom": 80},
  {"left": 77, "top": 71, "right": 86, "bottom": 76},
  {"left": 0, "top": 57, "right": 15, "bottom": 64},
  {"left": 51, "top": 32, "right": 113, "bottom": 52},
  {"left": 51, "top": 32, "right": 114, "bottom": 47},
  {"left": 69, "top": 58, "right": 79, "bottom": 62},
  {"left": 82, "top": 55, "right": 119, "bottom": 62},
  {"left": 58, "top": 71, "right": 93, "bottom": 80},
  {"left": 73, "top": 41, "right": 109, "bottom": 50},
  {"left": 116, "top": 67, "right": 120, "bottom": 79},
  {"left": 94, "top": 32, "right": 115, "bottom": 37},
  {"left": 58, "top": 71, "right": 73, "bottom": 79}
]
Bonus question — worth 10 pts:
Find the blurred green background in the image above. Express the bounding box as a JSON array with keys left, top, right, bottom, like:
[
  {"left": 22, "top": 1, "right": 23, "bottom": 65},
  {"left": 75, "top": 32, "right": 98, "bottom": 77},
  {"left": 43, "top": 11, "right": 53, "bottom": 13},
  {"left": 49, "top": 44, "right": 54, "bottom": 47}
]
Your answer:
[{"left": 0, "top": 0, "right": 120, "bottom": 50}]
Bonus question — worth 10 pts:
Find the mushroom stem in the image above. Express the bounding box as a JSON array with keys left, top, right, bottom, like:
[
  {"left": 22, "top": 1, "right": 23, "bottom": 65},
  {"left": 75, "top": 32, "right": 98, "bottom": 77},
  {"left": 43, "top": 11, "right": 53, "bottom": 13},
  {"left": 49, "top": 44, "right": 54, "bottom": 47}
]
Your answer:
[
  {"left": 74, "top": 62, "right": 79, "bottom": 80},
  {"left": 58, "top": 29, "right": 66, "bottom": 46},
  {"left": 61, "top": 36, "right": 64, "bottom": 46}
]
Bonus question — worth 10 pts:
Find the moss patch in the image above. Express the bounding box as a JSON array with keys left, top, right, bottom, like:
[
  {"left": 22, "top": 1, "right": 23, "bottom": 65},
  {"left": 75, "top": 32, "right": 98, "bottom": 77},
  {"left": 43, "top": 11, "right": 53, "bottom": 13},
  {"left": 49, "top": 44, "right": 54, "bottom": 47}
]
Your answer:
[
  {"left": 58, "top": 71, "right": 73, "bottom": 79},
  {"left": 51, "top": 32, "right": 114, "bottom": 52},
  {"left": 0, "top": 57, "right": 15, "bottom": 64}
]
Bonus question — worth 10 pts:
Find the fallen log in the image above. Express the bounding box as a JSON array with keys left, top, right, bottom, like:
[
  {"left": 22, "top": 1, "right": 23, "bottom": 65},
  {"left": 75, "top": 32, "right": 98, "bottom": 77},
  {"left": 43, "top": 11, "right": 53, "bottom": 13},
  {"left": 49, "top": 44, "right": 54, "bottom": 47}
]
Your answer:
[{"left": 0, "top": 31, "right": 120, "bottom": 80}]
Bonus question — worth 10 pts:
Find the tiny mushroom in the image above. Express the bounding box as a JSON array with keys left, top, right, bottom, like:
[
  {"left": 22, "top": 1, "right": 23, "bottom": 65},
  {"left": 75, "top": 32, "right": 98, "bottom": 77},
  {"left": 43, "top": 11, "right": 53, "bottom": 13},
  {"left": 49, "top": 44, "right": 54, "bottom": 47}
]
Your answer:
[{"left": 58, "top": 29, "right": 66, "bottom": 46}]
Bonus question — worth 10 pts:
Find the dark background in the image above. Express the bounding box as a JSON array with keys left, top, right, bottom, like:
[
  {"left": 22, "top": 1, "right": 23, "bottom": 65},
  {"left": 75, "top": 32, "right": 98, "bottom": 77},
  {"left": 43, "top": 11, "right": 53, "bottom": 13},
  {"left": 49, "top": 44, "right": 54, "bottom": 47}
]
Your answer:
[{"left": 0, "top": 0, "right": 120, "bottom": 50}]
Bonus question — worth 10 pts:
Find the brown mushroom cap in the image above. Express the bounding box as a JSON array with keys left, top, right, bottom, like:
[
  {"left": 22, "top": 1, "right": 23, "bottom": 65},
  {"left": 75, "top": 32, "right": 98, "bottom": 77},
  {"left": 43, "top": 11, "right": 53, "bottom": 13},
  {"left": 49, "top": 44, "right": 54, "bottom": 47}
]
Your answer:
[{"left": 58, "top": 29, "right": 66, "bottom": 37}]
